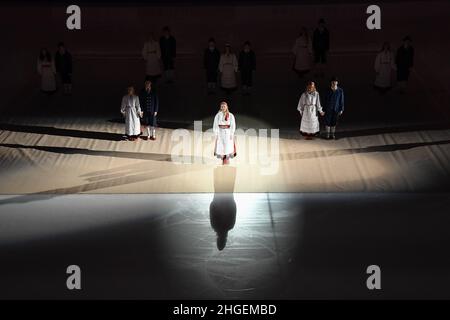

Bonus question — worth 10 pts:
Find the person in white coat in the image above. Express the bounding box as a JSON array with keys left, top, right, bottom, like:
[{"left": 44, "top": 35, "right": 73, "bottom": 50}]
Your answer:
[
  {"left": 374, "top": 42, "right": 396, "bottom": 94},
  {"left": 142, "top": 33, "right": 162, "bottom": 84},
  {"left": 292, "top": 27, "right": 312, "bottom": 77},
  {"left": 121, "top": 86, "right": 143, "bottom": 141},
  {"left": 213, "top": 101, "right": 236, "bottom": 165},
  {"left": 37, "top": 48, "right": 56, "bottom": 94},
  {"left": 297, "top": 81, "right": 324, "bottom": 139},
  {"left": 218, "top": 44, "right": 238, "bottom": 94}
]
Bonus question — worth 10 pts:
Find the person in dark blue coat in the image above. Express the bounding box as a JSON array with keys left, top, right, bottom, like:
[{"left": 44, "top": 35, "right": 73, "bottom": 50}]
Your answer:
[
  {"left": 139, "top": 80, "right": 159, "bottom": 140},
  {"left": 203, "top": 38, "right": 221, "bottom": 94},
  {"left": 238, "top": 41, "right": 256, "bottom": 95},
  {"left": 159, "top": 26, "right": 176, "bottom": 84},
  {"left": 395, "top": 36, "right": 414, "bottom": 93},
  {"left": 312, "top": 18, "right": 330, "bottom": 78},
  {"left": 323, "top": 76, "right": 344, "bottom": 140}
]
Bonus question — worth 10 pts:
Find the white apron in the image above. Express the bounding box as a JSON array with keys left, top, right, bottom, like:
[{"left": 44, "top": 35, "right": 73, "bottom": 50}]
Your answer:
[{"left": 213, "top": 111, "right": 236, "bottom": 158}]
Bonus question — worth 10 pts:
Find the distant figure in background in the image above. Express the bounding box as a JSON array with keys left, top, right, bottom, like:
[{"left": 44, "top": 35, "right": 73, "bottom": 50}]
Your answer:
[
  {"left": 218, "top": 44, "right": 238, "bottom": 95},
  {"left": 213, "top": 101, "right": 237, "bottom": 165},
  {"left": 203, "top": 38, "right": 221, "bottom": 94},
  {"left": 374, "top": 42, "right": 395, "bottom": 94},
  {"left": 395, "top": 36, "right": 414, "bottom": 93},
  {"left": 238, "top": 41, "right": 256, "bottom": 95},
  {"left": 292, "top": 27, "right": 312, "bottom": 77},
  {"left": 121, "top": 86, "right": 143, "bottom": 141},
  {"left": 297, "top": 81, "right": 324, "bottom": 140},
  {"left": 312, "top": 18, "right": 330, "bottom": 78},
  {"left": 159, "top": 26, "right": 176, "bottom": 84},
  {"left": 142, "top": 33, "right": 162, "bottom": 84},
  {"left": 37, "top": 48, "right": 56, "bottom": 94},
  {"left": 55, "top": 42, "right": 73, "bottom": 95},
  {"left": 139, "top": 80, "right": 159, "bottom": 141},
  {"left": 323, "top": 76, "right": 344, "bottom": 140}
]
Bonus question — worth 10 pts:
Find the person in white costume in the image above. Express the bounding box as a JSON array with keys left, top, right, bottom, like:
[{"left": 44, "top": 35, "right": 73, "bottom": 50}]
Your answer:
[
  {"left": 218, "top": 44, "right": 238, "bottom": 94},
  {"left": 292, "top": 27, "right": 312, "bottom": 77},
  {"left": 121, "top": 86, "right": 143, "bottom": 141},
  {"left": 213, "top": 101, "right": 237, "bottom": 165},
  {"left": 37, "top": 48, "right": 56, "bottom": 94},
  {"left": 142, "top": 33, "right": 162, "bottom": 84},
  {"left": 297, "top": 81, "right": 324, "bottom": 139},
  {"left": 374, "top": 42, "right": 396, "bottom": 93}
]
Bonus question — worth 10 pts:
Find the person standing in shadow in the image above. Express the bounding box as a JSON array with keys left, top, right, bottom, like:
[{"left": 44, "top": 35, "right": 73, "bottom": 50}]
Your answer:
[
  {"left": 54, "top": 42, "right": 73, "bottom": 95},
  {"left": 292, "top": 27, "right": 312, "bottom": 78},
  {"left": 238, "top": 41, "right": 256, "bottom": 95},
  {"left": 374, "top": 41, "right": 395, "bottom": 94},
  {"left": 142, "top": 33, "right": 162, "bottom": 84},
  {"left": 395, "top": 36, "right": 414, "bottom": 94},
  {"left": 37, "top": 48, "right": 57, "bottom": 95},
  {"left": 159, "top": 26, "right": 176, "bottom": 84},
  {"left": 312, "top": 18, "right": 330, "bottom": 78},
  {"left": 218, "top": 44, "right": 238, "bottom": 95},
  {"left": 209, "top": 165, "right": 237, "bottom": 251},
  {"left": 204, "top": 38, "right": 221, "bottom": 95}
]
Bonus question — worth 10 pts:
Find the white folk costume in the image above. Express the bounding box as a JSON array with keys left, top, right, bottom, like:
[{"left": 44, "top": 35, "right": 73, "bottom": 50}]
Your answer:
[
  {"left": 142, "top": 40, "right": 162, "bottom": 77},
  {"left": 297, "top": 91, "right": 323, "bottom": 134},
  {"left": 374, "top": 50, "right": 395, "bottom": 88},
  {"left": 121, "top": 95, "right": 142, "bottom": 136},
  {"left": 292, "top": 34, "right": 312, "bottom": 72},
  {"left": 213, "top": 111, "right": 236, "bottom": 159},
  {"left": 37, "top": 58, "right": 56, "bottom": 92},
  {"left": 218, "top": 54, "right": 238, "bottom": 89}
]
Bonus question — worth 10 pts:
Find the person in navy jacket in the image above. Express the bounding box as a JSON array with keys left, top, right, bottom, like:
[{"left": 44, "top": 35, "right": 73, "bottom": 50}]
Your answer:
[
  {"left": 139, "top": 80, "right": 159, "bottom": 140},
  {"left": 323, "top": 76, "right": 344, "bottom": 140}
]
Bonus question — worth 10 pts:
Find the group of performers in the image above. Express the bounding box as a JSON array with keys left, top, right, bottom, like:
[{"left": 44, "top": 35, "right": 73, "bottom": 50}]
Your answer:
[
  {"left": 120, "top": 80, "right": 159, "bottom": 141},
  {"left": 297, "top": 76, "right": 344, "bottom": 140}
]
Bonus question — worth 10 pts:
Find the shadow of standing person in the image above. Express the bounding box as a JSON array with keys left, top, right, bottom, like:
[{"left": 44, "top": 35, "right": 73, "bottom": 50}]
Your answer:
[{"left": 209, "top": 166, "right": 237, "bottom": 251}]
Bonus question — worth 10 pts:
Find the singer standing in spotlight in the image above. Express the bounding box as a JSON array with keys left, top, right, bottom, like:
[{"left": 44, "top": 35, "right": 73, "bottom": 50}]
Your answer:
[{"left": 213, "top": 101, "right": 237, "bottom": 165}]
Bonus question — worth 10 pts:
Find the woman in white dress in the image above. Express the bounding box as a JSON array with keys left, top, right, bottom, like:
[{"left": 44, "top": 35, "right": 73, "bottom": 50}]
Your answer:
[
  {"left": 297, "top": 81, "right": 324, "bottom": 139},
  {"left": 292, "top": 27, "right": 312, "bottom": 77},
  {"left": 213, "top": 101, "right": 236, "bottom": 165},
  {"left": 37, "top": 48, "right": 56, "bottom": 94},
  {"left": 121, "top": 86, "right": 143, "bottom": 141},
  {"left": 218, "top": 44, "right": 238, "bottom": 94},
  {"left": 142, "top": 33, "right": 162, "bottom": 83},
  {"left": 374, "top": 42, "right": 396, "bottom": 93}
]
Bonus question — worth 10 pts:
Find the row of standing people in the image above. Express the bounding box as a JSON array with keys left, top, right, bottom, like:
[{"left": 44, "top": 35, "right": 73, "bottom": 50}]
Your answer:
[
  {"left": 292, "top": 19, "right": 415, "bottom": 93},
  {"left": 120, "top": 83, "right": 236, "bottom": 166},
  {"left": 37, "top": 42, "right": 73, "bottom": 95}
]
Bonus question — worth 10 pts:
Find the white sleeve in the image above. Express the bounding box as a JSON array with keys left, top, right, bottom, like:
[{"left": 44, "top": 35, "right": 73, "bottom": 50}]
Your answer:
[
  {"left": 120, "top": 96, "right": 126, "bottom": 114},
  {"left": 233, "top": 55, "right": 238, "bottom": 72},
  {"left": 230, "top": 114, "right": 236, "bottom": 136},
  {"left": 213, "top": 113, "right": 219, "bottom": 135},
  {"left": 297, "top": 94, "right": 305, "bottom": 115},
  {"left": 218, "top": 55, "right": 224, "bottom": 73},
  {"left": 135, "top": 96, "right": 141, "bottom": 114},
  {"left": 374, "top": 53, "right": 381, "bottom": 72},
  {"left": 316, "top": 93, "right": 323, "bottom": 113}
]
